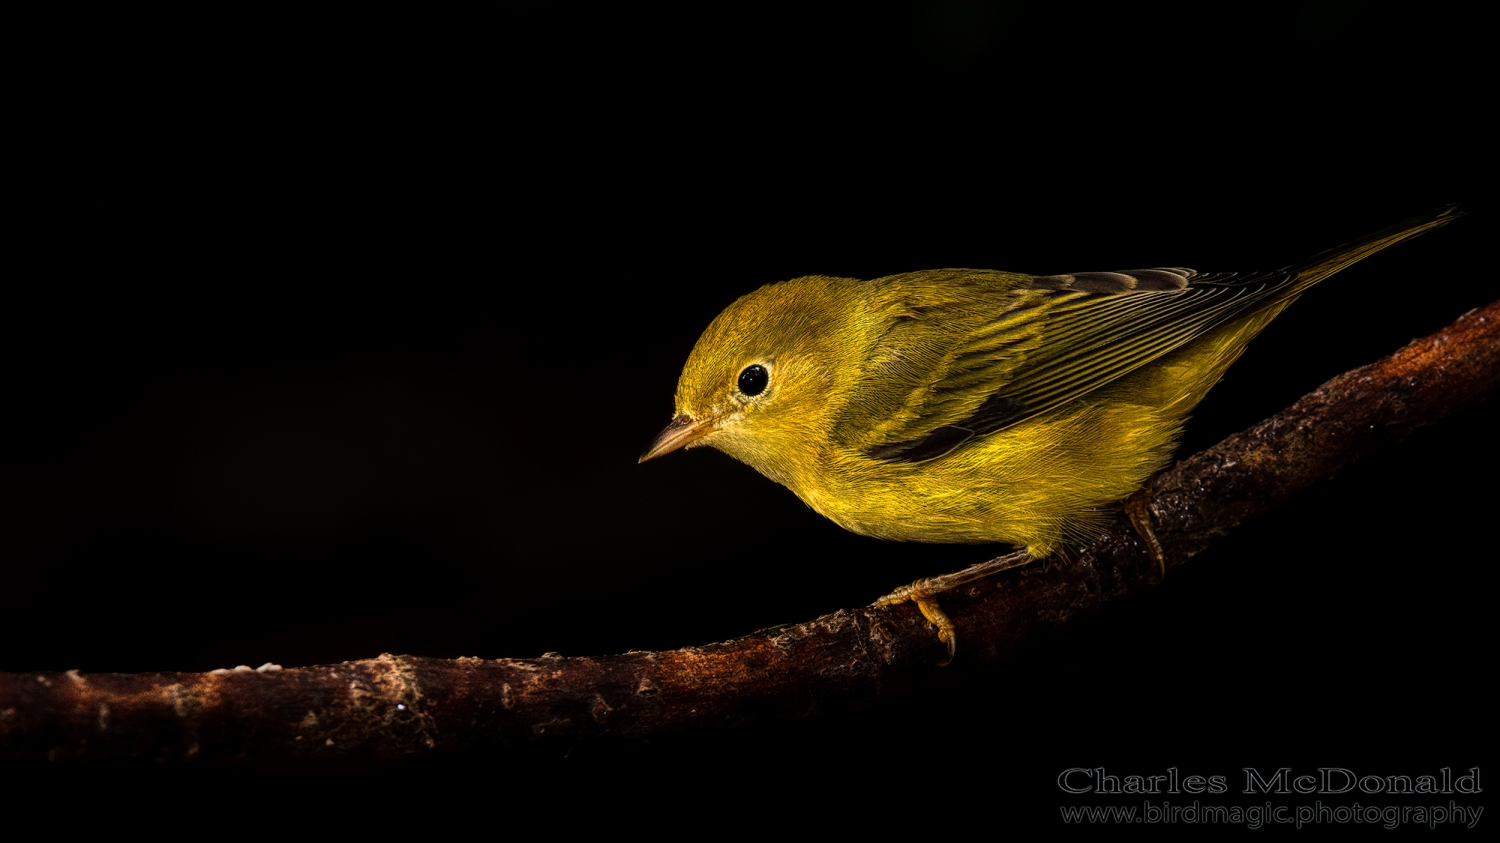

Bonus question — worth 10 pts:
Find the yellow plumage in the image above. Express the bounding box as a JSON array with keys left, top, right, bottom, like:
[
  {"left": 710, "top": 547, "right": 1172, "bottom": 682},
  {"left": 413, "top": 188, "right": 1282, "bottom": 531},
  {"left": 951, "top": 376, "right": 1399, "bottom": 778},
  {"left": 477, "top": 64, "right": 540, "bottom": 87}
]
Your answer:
[{"left": 643, "top": 208, "right": 1460, "bottom": 561}]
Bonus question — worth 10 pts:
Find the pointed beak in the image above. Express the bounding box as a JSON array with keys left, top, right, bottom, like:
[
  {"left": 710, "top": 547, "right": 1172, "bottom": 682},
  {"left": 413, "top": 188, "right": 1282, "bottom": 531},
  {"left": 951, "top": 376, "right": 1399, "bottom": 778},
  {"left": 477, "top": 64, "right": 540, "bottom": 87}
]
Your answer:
[{"left": 639, "top": 413, "right": 713, "bottom": 463}]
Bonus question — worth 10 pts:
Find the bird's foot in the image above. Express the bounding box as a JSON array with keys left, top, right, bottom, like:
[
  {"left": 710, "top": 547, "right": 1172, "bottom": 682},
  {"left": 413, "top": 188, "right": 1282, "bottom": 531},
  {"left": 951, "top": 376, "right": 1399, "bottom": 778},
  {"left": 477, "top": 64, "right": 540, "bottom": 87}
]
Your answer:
[
  {"left": 1122, "top": 487, "right": 1166, "bottom": 584},
  {"left": 873, "top": 549, "right": 1032, "bottom": 666},
  {"left": 875, "top": 584, "right": 958, "bottom": 665}
]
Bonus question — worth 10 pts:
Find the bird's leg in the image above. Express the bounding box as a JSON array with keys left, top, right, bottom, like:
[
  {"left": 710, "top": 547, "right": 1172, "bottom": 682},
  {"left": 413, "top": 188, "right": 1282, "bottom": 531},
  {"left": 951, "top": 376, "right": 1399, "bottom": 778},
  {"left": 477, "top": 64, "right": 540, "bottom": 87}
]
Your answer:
[
  {"left": 873, "top": 549, "right": 1032, "bottom": 666},
  {"left": 1121, "top": 487, "right": 1166, "bottom": 584}
]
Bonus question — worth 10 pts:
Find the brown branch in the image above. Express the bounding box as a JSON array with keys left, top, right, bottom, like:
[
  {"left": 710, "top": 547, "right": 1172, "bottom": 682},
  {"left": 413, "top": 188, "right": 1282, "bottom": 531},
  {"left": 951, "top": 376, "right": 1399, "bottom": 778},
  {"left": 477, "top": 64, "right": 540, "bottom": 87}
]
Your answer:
[{"left": 3, "top": 301, "right": 1498, "bottom": 763}]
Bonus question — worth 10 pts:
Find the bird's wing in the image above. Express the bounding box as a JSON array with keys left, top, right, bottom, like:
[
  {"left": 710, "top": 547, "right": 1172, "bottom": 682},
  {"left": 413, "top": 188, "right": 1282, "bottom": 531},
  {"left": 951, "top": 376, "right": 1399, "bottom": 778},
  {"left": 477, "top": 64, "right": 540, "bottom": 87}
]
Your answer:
[{"left": 841, "top": 266, "right": 1300, "bottom": 463}]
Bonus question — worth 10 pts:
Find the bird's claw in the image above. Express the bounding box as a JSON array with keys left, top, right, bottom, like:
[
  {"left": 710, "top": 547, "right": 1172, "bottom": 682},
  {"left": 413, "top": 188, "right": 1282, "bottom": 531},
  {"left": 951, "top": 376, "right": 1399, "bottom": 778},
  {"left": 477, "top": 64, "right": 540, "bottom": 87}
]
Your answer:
[
  {"left": 872, "top": 584, "right": 914, "bottom": 608},
  {"left": 935, "top": 625, "right": 956, "bottom": 667},
  {"left": 873, "top": 581, "right": 957, "bottom": 666},
  {"left": 1123, "top": 488, "right": 1167, "bottom": 583},
  {"left": 872, "top": 551, "right": 1032, "bottom": 666}
]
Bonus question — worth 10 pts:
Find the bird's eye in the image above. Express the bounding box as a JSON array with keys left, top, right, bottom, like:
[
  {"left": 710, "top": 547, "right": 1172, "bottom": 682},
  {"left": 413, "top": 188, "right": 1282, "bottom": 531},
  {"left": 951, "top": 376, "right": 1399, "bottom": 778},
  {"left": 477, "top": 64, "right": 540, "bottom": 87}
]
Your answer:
[{"left": 738, "top": 364, "right": 769, "bottom": 396}]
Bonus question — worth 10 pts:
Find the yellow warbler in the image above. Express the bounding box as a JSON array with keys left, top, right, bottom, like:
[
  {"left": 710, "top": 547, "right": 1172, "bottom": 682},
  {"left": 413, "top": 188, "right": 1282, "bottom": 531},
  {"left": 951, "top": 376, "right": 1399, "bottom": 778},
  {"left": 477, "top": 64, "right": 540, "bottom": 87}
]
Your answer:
[{"left": 641, "top": 207, "right": 1460, "bottom": 657}]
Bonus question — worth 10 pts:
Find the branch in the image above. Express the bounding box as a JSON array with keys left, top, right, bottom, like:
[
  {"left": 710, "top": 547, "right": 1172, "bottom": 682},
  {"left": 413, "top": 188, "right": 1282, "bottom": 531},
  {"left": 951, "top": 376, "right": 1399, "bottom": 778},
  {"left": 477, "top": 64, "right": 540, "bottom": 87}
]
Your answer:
[{"left": 4, "top": 301, "right": 1498, "bottom": 763}]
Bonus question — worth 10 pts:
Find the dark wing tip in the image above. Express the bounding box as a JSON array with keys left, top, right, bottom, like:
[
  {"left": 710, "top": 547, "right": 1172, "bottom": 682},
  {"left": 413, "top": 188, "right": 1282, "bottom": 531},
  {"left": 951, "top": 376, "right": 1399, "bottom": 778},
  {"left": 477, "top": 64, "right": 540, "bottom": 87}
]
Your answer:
[
  {"left": 864, "top": 394, "right": 1029, "bottom": 464},
  {"left": 865, "top": 425, "right": 975, "bottom": 464}
]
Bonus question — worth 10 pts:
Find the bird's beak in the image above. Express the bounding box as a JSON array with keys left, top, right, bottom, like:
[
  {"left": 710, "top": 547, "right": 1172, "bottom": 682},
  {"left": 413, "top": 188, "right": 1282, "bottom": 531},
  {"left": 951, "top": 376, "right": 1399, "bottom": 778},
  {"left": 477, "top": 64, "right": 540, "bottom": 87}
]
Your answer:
[{"left": 639, "top": 413, "right": 713, "bottom": 463}]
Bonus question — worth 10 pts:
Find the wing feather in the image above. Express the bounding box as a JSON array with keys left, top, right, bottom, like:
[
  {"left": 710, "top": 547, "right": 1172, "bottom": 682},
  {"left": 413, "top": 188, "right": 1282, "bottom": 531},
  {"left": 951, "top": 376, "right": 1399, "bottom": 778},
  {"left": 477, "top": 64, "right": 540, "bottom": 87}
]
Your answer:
[{"left": 842, "top": 267, "right": 1304, "bottom": 463}]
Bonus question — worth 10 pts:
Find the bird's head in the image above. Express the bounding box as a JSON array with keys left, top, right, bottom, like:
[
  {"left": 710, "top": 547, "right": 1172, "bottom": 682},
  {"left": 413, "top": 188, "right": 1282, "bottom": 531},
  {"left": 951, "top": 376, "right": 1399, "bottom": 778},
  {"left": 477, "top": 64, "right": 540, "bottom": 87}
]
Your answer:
[{"left": 640, "top": 275, "right": 864, "bottom": 488}]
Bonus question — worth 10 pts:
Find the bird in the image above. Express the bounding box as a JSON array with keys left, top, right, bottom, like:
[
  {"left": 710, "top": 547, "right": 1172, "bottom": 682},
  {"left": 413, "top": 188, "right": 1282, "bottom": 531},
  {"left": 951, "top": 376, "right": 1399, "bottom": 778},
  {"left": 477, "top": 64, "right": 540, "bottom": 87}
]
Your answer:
[{"left": 640, "top": 206, "right": 1461, "bottom": 661}]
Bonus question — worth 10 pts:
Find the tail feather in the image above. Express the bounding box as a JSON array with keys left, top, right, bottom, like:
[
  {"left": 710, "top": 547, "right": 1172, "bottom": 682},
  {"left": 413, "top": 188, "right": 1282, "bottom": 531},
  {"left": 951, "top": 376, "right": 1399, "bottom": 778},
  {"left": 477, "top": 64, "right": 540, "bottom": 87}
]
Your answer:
[{"left": 1282, "top": 203, "right": 1464, "bottom": 297}]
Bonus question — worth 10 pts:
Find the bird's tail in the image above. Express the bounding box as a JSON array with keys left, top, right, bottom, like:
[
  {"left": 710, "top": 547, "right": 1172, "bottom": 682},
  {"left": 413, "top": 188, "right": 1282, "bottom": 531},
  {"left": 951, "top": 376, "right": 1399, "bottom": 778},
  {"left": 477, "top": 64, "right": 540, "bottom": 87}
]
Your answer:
[{"left": 1280, "top": 203, "right": 1464, "bottom": 299}]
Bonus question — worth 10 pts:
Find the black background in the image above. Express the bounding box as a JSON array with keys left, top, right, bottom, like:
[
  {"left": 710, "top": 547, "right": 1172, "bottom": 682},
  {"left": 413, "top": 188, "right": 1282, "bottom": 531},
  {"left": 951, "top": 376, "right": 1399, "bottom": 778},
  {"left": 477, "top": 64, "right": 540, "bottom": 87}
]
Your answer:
[{"left": 9, "top": 1, "right": 1491, "bottom": 830}]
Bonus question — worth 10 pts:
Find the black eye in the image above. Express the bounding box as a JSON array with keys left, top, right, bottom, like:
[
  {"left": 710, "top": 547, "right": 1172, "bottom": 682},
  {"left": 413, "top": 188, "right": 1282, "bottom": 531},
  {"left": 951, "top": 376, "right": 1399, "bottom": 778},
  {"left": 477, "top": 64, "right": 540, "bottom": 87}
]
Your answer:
[{"left": 738, "top": 364, "right": 769, "bottom": 396}]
